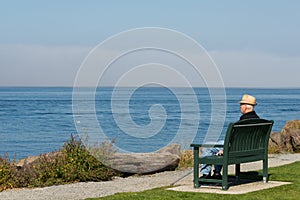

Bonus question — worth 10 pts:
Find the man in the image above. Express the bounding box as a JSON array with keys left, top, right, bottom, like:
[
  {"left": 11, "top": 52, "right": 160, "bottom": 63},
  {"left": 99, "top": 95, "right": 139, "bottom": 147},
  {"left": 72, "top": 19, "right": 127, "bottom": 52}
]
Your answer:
[{"left": 200, "top": 94, "right": 259, "bottom": 179}]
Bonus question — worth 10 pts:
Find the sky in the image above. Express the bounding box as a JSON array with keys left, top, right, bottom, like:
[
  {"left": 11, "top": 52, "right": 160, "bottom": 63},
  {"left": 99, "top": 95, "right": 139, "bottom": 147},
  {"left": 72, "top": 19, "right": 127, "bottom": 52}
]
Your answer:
[{"left": 1, "top": 0, "right": 300, "bottom": 88}]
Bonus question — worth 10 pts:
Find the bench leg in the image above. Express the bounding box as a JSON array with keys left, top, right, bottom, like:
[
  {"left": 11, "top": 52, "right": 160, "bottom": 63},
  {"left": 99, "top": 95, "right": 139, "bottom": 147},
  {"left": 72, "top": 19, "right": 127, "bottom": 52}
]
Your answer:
[
  {"left": 222, "top": 165, "right": 228, "bottom": 190},
  {"left": 263, "top": 159, "right": 268, "bottom": 183},
  {"left": 193, "top": 147, "right": 200, "bottom": 188},
  {"left": 235, "top": 164, "right": 240, "bottom": 182}
]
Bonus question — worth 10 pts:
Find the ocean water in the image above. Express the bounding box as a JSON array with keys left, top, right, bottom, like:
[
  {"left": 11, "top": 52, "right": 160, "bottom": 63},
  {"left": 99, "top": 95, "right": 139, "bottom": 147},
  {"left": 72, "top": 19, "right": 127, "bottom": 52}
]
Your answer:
[{"left": 0, "top": 87, "right": 299, "bottom": 160}]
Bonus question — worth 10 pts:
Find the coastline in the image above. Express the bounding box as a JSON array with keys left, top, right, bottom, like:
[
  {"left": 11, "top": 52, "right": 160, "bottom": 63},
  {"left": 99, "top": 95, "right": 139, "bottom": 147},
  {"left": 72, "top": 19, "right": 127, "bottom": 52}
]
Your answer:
[{"left": 0, "top": 153, "right": 300, "bottom": 200}]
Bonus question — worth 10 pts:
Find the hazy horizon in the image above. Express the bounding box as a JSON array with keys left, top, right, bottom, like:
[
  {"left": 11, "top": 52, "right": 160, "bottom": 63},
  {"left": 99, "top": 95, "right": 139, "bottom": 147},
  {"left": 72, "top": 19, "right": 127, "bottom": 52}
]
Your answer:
[{"left": 1, "top": 1, "right": 300, "bottom": 88}]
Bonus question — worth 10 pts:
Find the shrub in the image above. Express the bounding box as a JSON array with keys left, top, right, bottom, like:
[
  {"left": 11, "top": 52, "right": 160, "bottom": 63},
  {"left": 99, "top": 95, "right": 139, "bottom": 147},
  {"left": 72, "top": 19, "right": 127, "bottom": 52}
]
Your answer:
[
  {"left": 0, "top": 154, "right": 15, "bottom": 191},
  {"left": 178, "top": 150, "right": 194, "bottom": 169},
  {"left": 30, "top": 135, "right": 120, "bottom": 187},
  {"left": 88, "top": 138, "right": 117, "bottom": 168},
  {"left": 268, "top": 145, "right": 282, "bottom": 154},
  {"left": 0, "top": 134, "right": 121, "bottom": 190}
]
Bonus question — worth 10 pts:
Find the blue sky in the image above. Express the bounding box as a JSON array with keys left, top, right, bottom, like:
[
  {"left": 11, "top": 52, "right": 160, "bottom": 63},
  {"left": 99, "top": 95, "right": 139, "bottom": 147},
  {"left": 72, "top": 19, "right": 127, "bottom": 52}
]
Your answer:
[{"left": 1, "top": 0, "right": 300, "bottom": 87}]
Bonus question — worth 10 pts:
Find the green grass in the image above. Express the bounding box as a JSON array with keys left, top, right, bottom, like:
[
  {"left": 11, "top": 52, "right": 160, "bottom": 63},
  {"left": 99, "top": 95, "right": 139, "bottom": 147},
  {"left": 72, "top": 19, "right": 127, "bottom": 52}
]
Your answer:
[{"left": 87, "top": 161, "right": 300, "bottom": 200}]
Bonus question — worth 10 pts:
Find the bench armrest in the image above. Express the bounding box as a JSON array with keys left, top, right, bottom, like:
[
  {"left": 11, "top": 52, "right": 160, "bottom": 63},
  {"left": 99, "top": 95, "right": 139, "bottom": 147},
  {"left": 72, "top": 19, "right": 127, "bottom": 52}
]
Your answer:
[{"left": 190, "top": 143, "right": 224, "bottom": 148}]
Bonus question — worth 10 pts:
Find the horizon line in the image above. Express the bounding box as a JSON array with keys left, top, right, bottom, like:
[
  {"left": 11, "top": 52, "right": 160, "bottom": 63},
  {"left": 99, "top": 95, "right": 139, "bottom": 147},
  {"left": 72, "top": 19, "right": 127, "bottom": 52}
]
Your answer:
[{"left": 1, "top": 85, "right": 300, "bottom": 89}]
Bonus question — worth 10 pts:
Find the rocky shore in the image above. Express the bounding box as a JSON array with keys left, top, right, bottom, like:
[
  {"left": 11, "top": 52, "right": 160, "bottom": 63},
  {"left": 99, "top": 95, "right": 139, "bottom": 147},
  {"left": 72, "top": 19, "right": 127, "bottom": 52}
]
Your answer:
[
  {"left": 1, "top": 119, "right": 300, "bottom": 199},
  {"left": 15, "top": 119, "right": 300, "bottom": 173},
  {"left": 1, "top": 153, "right": 300, "bottom": 200},
  {"left": 269, "top": 120, "right": 300, "bottom": 153}
]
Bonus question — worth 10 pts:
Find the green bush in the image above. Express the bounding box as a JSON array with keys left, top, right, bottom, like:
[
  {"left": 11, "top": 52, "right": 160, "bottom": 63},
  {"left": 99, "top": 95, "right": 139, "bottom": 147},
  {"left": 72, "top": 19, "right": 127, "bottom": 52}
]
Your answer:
[
  {"left": 0, "top": 154, "right": 15, "bottom": 191},
  {"left": 0, "top": 135, "right": 121, "bottom": 191}
]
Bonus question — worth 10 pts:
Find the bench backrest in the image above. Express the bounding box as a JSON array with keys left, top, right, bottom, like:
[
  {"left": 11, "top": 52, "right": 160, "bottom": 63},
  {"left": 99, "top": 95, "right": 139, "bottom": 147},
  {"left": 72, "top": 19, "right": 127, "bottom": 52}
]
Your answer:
[{"left": 223, "top": 119, "right": 274, "bottom": 159}]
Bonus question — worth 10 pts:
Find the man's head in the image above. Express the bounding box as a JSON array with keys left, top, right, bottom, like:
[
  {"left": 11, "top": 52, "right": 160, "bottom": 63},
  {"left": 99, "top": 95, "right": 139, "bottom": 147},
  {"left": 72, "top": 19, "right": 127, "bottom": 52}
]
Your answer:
[{"left": 239, "top": 94, "right": 257, "bottom": 114}]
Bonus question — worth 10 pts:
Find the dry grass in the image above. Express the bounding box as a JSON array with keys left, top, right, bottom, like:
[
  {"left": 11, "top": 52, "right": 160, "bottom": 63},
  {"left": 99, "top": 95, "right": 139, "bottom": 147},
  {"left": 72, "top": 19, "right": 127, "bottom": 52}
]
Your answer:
[{"left": 178, "top": 150, "right": 194, "bottom": 169}]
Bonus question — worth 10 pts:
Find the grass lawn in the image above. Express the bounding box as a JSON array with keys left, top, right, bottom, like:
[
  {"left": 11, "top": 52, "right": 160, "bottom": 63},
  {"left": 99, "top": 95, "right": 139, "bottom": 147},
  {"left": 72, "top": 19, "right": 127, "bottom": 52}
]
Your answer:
[{"left": 87, "top": 161, "right": 300, "bottom": 200}]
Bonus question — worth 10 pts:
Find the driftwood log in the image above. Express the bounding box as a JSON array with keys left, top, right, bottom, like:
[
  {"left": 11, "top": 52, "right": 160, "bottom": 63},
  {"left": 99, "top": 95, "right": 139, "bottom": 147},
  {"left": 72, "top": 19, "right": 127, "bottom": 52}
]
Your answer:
[{"left": 107, "top": 144, "right": 181, "bottom": 174}]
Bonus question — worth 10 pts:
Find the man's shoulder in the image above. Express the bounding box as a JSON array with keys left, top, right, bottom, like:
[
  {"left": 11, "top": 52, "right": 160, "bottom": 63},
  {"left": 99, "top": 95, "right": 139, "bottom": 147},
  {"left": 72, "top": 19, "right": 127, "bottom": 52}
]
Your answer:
[{"left": 240, "top": 111, "right": 259, "bottom": 120}]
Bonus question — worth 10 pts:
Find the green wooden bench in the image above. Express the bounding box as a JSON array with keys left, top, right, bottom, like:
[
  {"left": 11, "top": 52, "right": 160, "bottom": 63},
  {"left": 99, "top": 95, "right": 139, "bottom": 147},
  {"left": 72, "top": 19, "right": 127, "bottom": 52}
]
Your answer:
[{"left": 191, "top": 118, "right": 274, "bottom": 190}]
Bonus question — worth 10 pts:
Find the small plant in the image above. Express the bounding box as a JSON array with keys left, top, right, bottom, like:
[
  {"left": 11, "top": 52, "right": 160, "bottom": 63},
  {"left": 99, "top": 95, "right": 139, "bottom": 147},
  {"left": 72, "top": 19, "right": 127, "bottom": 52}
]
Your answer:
[
  {"left": 88, "top": 138, "right": 117, "bottom": 167},
  {"left": 30, "top": 134, "right": 120, "bottom": 187},
  {"left": 178, "top": 150, "right": 194, "bottom": 169},
  {"left": 0, "top": 154, "right": 15, "bottom": 191},
  {"left": 268, "top": 146, "right": 282, "bottom": 154},
  {"left": 0, "top": 134, "right": 121, "bottom": 191}
]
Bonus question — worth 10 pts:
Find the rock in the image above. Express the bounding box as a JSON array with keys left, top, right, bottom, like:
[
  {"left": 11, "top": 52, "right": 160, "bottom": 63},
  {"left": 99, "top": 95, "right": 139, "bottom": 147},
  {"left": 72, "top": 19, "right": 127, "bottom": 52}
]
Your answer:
[
  {"left": 155, "top": 143, "right": 180, "bottom": 156},
  {"left": 269, "top": 132, "right": 285, "bottom": 153},
  {"left": 106, "top": 144, "right": 181, "bottom": 174},
  {"left": 268, "top": 120, "right": 300, "bottom": 153},
  {"left": 281, "top": 120, "right": 300, "bottom": 152},
  {"left": 15, "top": 155, "right": 40, "bottom": 168},
  {"left": 289, "top": 129, "right": 300, "bottom": 152},
  {"left": 15, "top": 151, "right": 62, "bottom": 169},
  {"left": 282, "top": 120, "right": 300, "bottom": 134}
]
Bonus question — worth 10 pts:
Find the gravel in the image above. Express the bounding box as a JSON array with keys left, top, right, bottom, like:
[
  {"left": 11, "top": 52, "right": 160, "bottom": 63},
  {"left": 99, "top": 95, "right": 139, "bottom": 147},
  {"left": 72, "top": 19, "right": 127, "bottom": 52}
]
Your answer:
[
  {"left": 0, "top": 169, "right": 191, "bottom": 200},
  {"left": 1, "top": 153, "right": 300, "bottom": 200}
]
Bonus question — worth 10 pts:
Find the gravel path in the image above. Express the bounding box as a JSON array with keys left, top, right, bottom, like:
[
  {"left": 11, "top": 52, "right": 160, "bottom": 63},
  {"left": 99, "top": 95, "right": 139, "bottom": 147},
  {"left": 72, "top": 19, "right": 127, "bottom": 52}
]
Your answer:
[
  {"left": 1, "top": 153, "right": 300, "bottom": 200},
  {"left": 0, "top": 170, "right": 191, "bottom": 200}
]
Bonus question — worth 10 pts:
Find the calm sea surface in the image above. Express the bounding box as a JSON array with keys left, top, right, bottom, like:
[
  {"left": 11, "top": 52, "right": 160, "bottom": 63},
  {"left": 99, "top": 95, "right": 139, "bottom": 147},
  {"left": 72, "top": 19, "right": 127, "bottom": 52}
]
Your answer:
[{"left": 0, "top": 87, "right": 299, "bottom": 160}]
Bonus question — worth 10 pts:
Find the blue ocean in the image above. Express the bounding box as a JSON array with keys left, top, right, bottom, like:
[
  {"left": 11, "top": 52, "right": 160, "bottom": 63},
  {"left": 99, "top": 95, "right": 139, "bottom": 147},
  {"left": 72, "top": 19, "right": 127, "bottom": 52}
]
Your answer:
[{"left": 0, "top": 87, "right": 299, "bottom": 160}]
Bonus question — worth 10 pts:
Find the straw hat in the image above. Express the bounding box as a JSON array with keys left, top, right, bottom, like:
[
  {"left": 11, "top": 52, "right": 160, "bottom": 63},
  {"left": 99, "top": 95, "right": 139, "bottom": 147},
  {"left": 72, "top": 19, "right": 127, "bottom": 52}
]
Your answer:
[{"left": 239, "top": 94, "right": 257, "bottom": 106}]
